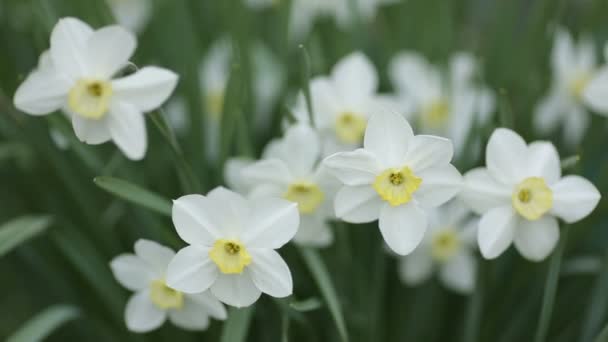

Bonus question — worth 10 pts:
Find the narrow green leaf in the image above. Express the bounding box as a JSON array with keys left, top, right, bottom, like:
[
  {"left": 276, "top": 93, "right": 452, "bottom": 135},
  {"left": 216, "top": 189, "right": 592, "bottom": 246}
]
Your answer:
[
  {"left": 298, "top": 247, "right": 349, "bottom": 342},
  {"left": 289, "top": 297, "right": 323, "bottom": 312},
  {"left": 7, "top": 305, "right": 79, "bottom": 342},
  {"left": 594, "top": 323, "right": 608, "bottom": 342},
  {"left": 0, "top": 215, "right": 53, "bottom": 257},
  {"left": 463, "top": 257, "right": 487, "bottom": 342},
  {"left": 560, "top": 155, "right": 580, "bottom": 171},
  {"left": 298, "top": 45, "right": 315, "bottom": 127},
  {"left": 93, "top": 176, "right": 172, "bottom": 217},
  {"left": 220, "top": 307, "right": 254, "bottom": 342},
  {"left": 580, "top": 250, "right": 608, "bottom": 342},
  {"left": 534, "top": 225, "right": 570, "bottom": 342}
]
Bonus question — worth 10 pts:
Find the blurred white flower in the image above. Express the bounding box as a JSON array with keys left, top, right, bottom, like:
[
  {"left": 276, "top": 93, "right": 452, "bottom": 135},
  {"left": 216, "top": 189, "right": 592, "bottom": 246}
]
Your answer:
[
  {"left": 460, "top": 128, "right": 601, "bottom": 261},
  {"left": 398, "top": 200, "right": 477, "bottom": 294},
  {"left": 242, "top": 124, "right": 338, "bottom": 247},
  {"left": 224, "top": 157, "right": 255, "bottom": 194},
  {"left": 107, "top": 0, "right": 152, "bottom": 34},
  {"left": 164, "top": 96, "right": 189, "bottom": 136},
  {"left": 323, "top": 111, "right": 462, "bottom": 255},
  {"left": 582, "top": 42, "right": 608, "bottom": 118},
  {"left": 110, "top": 239, "right": 227, "bottom": 333},
  {"left": 13, "top": 17, "right": 178, "bottom": 160},
  {"left": 293, "top": 51, "right": 395, "bottom": 156},
  {"left": 389, "top": 51, "right": 495, "bottom": 158},
  {"left": 534, "top": 28, "right": 604, "bottom": 147},
  {"left": 166, "top": 187, "right": 299, "bottom": 307}
]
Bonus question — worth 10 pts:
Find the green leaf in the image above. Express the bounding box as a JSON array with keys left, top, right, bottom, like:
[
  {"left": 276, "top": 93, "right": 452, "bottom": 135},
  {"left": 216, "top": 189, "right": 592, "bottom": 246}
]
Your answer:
[
  {"left": 0, "top": 215, "right": 53, "bottom": 257},
  {"left": 220, "top": 306, "right": 254, "bottom": 342},
  {"left": 298, "top": 247, "right": 349, "bottom": 342},
  {"left": 93, "top": 176, "right": 172, "bottom": 217},
  {"left": 580, "top": 250, "right": 608, "bottom": 342},
  {"left": 594, "top": 323, "right": 608, "bottom": 342},
  {"left": 6, "top": 305, "right": 79, "bottom": 342},
  {"left": 289, "top": 297, "right": 323, "bottom": 312}
]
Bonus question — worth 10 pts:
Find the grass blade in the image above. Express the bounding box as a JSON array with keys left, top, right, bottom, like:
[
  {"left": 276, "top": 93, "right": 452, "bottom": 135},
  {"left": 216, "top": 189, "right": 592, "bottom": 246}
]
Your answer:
[
  {"left": 580, "top": 249, "right": 608, "bottom": 342},
  {"left": 0, "top": 215, "right": 53, "bottom": 257},
  {"left": 93, "top": 176, "right": 172, "bottom": 217},
  {"left": 464, "top": 257, "right": 487, "bottom": 342},
  {"left": 594, "top": 324, "right": 608, "bottom": 342},
  {"left": 298, "top": 247, "right": 349, "bottom": 342},
  {"left": 6, "top": 305, "right": 79, "bottom": 342},
  {"left": 220, "top": 307, "right": 255, "bottom": 342}
]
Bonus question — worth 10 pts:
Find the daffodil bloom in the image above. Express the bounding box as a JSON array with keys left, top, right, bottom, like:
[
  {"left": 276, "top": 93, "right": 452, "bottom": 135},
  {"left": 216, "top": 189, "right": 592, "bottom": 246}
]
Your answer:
[
  {"left": 13, "top": 17, "right": 178, "bottom": 160},
  {"left": 534, "top": 28, "right": 604, "bottom": 146},
  {"left": 293, "top": 52, "right": 395, "bottom": 156},
  {"left": 106, "top": 0, "right": 152, "bottom": 34},
  {"left": 242, "top": 124, "right": 338, "bottom": 247},
  {"left": 389, "top": 51, "right": 495, "bottom": 157},
  {"left": 323, "top": 111, "right": 462, "bottom": 255},
  {"left": 110, "top": 239, "right": 227, "bottom": 333},
  {"left": 224, "top": 157, "right": 255, "bottom": 195},
  {"left": 460, "top": 128, "right": 601, "bottom": 261},
  {"left": 166, "top": 187, "right": 299, "bottom": 307},
  {"left": 397, "top": 200, "right": 477, "bottom": 294}
]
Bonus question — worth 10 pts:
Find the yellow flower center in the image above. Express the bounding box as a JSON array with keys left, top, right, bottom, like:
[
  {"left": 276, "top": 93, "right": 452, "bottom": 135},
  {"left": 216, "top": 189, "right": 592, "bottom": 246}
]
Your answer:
[
  {"left": 205, "top": 90, "right": 224, "bottom": 121},
  {"left": 431, "top": 229, "right": 461, "bottom": 262},
  {"left": 422, "top": 98, "right": 450, "bottom": 128},
  {"left": 568, "top": 73, "right": 591, "bottom": 100},
  {"left": 149, "top": 279, "right": 184, "bottom": 310},
  {"left": 335, "top": 111, "right": 366, "bottom": 144},
  {"left": 512, "top": 177, "right": 553, "bottom": 221},
  {"left": 68, "top": 79, "right": 113, "bottom": 120},
  {"left": 209, "top": 239, "right": 252, "bottom": 274},
  {"left": 284, "top": 181, "right": 324, "bottom": 214},
  {"left": 372, "top": 166, "right": 422, "bottom": 206}
]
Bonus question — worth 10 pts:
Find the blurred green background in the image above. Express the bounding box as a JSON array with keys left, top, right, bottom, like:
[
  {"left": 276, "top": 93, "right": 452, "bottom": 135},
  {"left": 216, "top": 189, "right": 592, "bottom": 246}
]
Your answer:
[{"left": 2, "top": 0, "right": 608, "bottom": 341}]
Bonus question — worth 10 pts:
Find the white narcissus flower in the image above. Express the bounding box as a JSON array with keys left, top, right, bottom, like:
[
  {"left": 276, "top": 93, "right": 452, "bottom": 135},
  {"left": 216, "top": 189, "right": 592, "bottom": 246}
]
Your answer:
[
  {"left": 293, "top": 51, "right": 396, "bottom": 156},
  {"left": 460, "top": 128, "right": 601, "bottom": 261},
  {"left": 13, "top": 17, "right": 178, "bottom": 160},
  {"left": 389, "top": 51, "right": 495, "bottom": 158},
  {"left": 582, "top": 42, "right": 608, "bottom": 118},
  {"left": 322, "top": 111, "right": 462, "bottom": 255},
  {"left": 224, "top": 157, "right": 255, "bottom": 195},
  {"left": 110, "top": 239, "right": 227, "bottom": 333},
  {"left": 166, "top": 187, "right": 299, "bottom": 307},
  {"left": 534, "top": 28, "right": 603, "bottom": 147},
  {"left": 242, "top": 124, "right": 338, "bottom": 247},
  {"left": 106, "top": 0, "right": 152, "bottom": 34},
  {"left": 397, "top": 199, "right": 477, "bottom": 294}
]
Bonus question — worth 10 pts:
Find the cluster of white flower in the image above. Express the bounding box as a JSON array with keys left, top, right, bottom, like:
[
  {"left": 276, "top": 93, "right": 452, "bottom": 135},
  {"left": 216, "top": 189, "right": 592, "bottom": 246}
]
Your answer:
[{"left": 12, "top": 16, "right": 604, "bottom": 332}]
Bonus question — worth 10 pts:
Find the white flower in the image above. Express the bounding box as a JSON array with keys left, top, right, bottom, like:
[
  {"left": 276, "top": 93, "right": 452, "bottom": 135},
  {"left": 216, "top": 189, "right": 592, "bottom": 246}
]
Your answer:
[
  {"left": 224, "top": 157, "right": 255, "bottom": 194},
  {"left": 293, "top": 51, "right": 394, "bottom": 156},
  {"left": 322, "top": 111, "right": 462, "bottom": 255},
  {"left": 13, "top": 17, "right": 178, "bottom": 160},
  {"left": 164, "top": 96, "right": 189, "bottom": 136},
  {"left": 110, "top": 239, "right": 227, "bottom": 333},
  {"left": 460, "top": 128, "right": 601, "bottom": 261},
  {"left": 582, "top": 42, "right": 608, "bottom": 118},
  {"left": 242, "top": 124, "right": 338, "bottom": 247},
  {"left": 397, "top": 199, "right": 477, "bottom": 294},
  {"left": 533, "top": 28, "right": 601, "bottom": 147},
  {"left": 106, "top": 0, "right": 152, "bottom": 34},
  {"left": 389, "top": 51, "right": 495, "bottom": 158},
  {"left": 166, "top": 187, "right": 299, "bottom": 307}
]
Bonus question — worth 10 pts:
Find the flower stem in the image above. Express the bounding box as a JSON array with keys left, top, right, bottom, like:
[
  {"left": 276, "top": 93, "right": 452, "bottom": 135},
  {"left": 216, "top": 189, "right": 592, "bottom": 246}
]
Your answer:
[
  {"left": 298, "top": 44, "right": 315, "bottom": 127},
  {"left": 463, "top": 257, "right": 487, "bottom": 342}
]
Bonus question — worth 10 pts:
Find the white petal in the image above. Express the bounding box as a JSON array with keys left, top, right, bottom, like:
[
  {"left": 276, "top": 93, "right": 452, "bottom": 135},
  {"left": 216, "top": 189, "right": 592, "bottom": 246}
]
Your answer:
[
  {"left": 562, "top": 106, "right": 589, "bottom": 147},
  {"left": 331, "top": 52, "right": 378, "bottom": 101},
  {"left": 107, "top": 102, "right": 147, "bottom": 160},
  {"left": 414, "top": 164, "right": 462, "bottom": 208},
  {"left": 550, "top": 176, "right": 601, "bottom": 223},
  {"left": 13, "top": 68, "right": 70, "bottom": 115},
  {"left": 405, "top": 135, "right": 454, "bottom": 173},
  {"left": 206, "top": 187, "right": 251, "bottom": 237},
  {"left": 280, "top": 124, "right": 321, "bottom": 177},
  {"left": 334, "top": 185, "right": 383, "bottom": 223},
  {"left": 322, "top": 149, "right": 381, "bottom": 186},
  {"left": 584, "top": 67, "right": 608, "bottom": 114},
  {"left": 241, "top": 198, "right": 299, "bottom": 249},
  {"left": 248, "top": 249, "right": 293, "bottom": 298},
  {"left": 525, "top": 142, "right": 561, "bottom": 184},
  {"left": 125, "top": 291, "right": 166, "bottom": 333},
  {"left": 379, "top": 203, "right": 428, "bottom": 255},
  {"left": 172, "top": 194, "right": 224, "bottom": 246},
  {"left": 478, "top": 206, "right": 516, "bottom": 259},
  {"left": 134, "top": 239, "right": 175, "bottom": 275},
  {"left": 460, "top": 168, "right": 511, "bottom": 214},
  {"left": 364, "top": 111, "right": 414, "bottom": 167},
  {"left": 439, "top": 251, "right": 476, "bottom": 294},
  {"left": 224, "top": 157, "right": 254, "bottom": 193},
  {"left": 110, "top": 254, "right": 155, "bottom": 291},
  {"left": 50, "top": 17, "right": 94, "bottom": 79},
  {"left": 552, "top": 28, "right": 575, "bottom": 76},
  {"left": 112, "top": 66, "right": 179, "bottom": 112},
  {"left": 166, "top": 246, "right": 218, "bottom": 294},
  {"left": 241, "top": 159, "right": 292, "bottom": 186},
  {"left": 85, "top": 26, "right": 136, "bottom": 78},
  {"left": 486, "top": 128, "right": 528, "bottom": 184},
  {"left": 71, "top": 114, "right": 112, "bottom": 145},
  {"left": 397, "top": 248, "right": 433, "bottom": 286},
  {"left": 514, "top": 216, "right": 559, "bottom": 262},
  {"left": 210, "top": 272, "right": 262, "bottom": 308},
  {"left": 389, "top": 52, "right": 436, "bottom": 103},
  {"left": 294, "top": 215, "right": 334, "bottom": 247},
  {"left": 168, "top": 304, "right": 209, "bottom": 331},
  {"left": 533, "top": 90, "right": 565, "bottom": 135},
  {"left": 186, "top": 291, "right": 228, "bottom": 320}
]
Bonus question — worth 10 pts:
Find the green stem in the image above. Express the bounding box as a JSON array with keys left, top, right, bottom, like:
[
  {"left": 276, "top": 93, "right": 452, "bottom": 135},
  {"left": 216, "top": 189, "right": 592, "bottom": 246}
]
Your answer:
[
  {"left": 298, "top": 45, "right": 315, "bottom": 127},
  {"left": 463, "top": 257, "right": 486, "bottom": 342}
]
